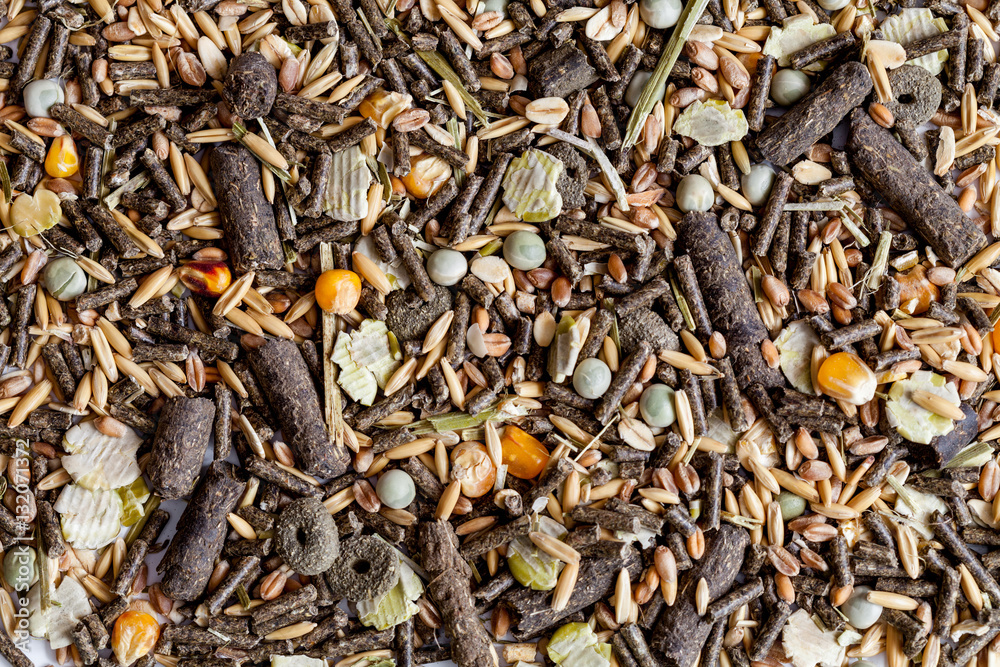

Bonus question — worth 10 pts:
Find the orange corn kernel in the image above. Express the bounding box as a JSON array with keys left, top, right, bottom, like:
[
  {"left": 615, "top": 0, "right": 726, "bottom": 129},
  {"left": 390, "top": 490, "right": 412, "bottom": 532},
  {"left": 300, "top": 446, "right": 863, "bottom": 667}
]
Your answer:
[
  {"left": 45, "top": 135, "right": 79, "bottom": 178},
  {"left": 501, "top": 425, "right": 550, "bottom": 479},
  {"left": 451, "top": 441, "right": 496, "bottom": 498},
  {"left": 896, "top": 265, "right": 939, "bottom": 315},
  {"left": 315, "top": 269, "right": 362, "bottom": 315},
  {"left": 359, "top": 88, "right": 410, "bottom": 128},
  {"left": 817, "top": 351, "right": 877, "bottom": 406},
  {"left": 178, "top": 261, "right": 232, "bottom": 297},
  {"left": 112, "top": 611, "right": 160, "bottom": 666},
  {"left": 400, "top": 153, "right": 451, "bottom": 199}
]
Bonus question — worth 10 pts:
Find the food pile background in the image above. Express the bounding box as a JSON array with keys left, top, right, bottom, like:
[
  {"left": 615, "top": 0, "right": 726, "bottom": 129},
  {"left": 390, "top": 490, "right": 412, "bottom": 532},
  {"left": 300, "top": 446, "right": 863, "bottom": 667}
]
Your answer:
[{"left": 0, "top": 0, "right": 999, "bottom": 666}]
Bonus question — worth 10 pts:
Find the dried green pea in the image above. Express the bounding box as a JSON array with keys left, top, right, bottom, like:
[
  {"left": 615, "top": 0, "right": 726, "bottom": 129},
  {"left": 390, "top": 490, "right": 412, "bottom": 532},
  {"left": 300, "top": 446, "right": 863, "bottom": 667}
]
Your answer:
[
  {"left": 44, "top": 257, "right": 89, "bottom": 301},
  {"left": 770, "top": 69, "right": 811, "bottom": 107},
  {"left": 676, "top": 174, "right": 715, "bottom": 213},
  {"left": 3, "top": 545, "right": 37, "bottom": 590},
  {"left": 503, "top": 231, "right": 547, "bottom": 271},
  {"left": 776, "top": 490, "right": 806, "bottom": 520},
  {"left": 741, "top": 164, "right": 777, "bottom": 207}
]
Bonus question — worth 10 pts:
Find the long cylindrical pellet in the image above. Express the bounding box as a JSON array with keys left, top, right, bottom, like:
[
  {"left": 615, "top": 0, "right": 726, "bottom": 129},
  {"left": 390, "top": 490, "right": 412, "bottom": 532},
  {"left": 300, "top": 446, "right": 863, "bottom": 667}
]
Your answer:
[
  {"left": 246, "top": 339, "right": 349, "bottom": 478},
  {"left": 613, "top": 635, "right": 640, "bottom": 667},
  {"left": 111, "top": 538, "right": 149, "bottom": 596},
  {"left": 37, "top": 500, "right": 67, "bottom": 557},
  {"left": 437, "top": 28, "right": 480, "bottom": 92},
  {"left": 140, "top": 148, "right": 186, "bottom": 211},
  {"left": 747, "top": 55, "right": 776, "bottom": 132},
  {"left": 591, "top": 86, "right": 621, "bottom": 151},
  {"left": 932, "top": 511, "right": 1000, "bottom": 602},
  {"left": 210, "top": 143, "right": 285, "bottom": 272},
  {"left": 680, "top": 368, "right": 708, "bottom": 436},
  {"left": 595, "top": 341, "right": 651, "bottom": 424},
  {"left": 673, "top": 256, "right": 713, "bottom": 339},
  {"left": 390, "top": 220, "right": 436, "bottom": 301},
  {"left": 752, "top": 170, "right": 794, "bottom": 256},
  {"left": 157, "top": 462, "right": 245, "bottom": 601},
  {"left": 85, "top": 203, "right": 141, "bottom": 258},
  {"left": 757, "top": 61, "right": 873, "bottom": 165},
  {"left": 678, "top": 212, "right": 785, "bottom": 388},
  {"left": 326, "top": 117, "right": 376, "bottom": 154},
  {"left": 748, "top": 601, "right": 793, "bottom": 661},
  {"left": 467, "top": 153, "right": 513, "bottom": 237},
  {"left": 652, "top": 526, "right": 748, "bottom": 666},
  {"left": 848, "top": 109, "right": 986, "bottom": 267},
  {"left": 42, "top": 343, "right": 76, "bottom": 399},
  {"left": 11, "top": 15, "right": 52, "bottom": 94},
  {"left": 705, "top": 578, "right": 764, "bottom": 623},
  {"left": 789, "top": 30, "right": 855, "bottom": 69},
  {"left": 148, "top": 396, "right": 215, "bottom": 499},
  {"left": 11, "top": 284, "right": 35, "bottom": 369},
  {"left": 50, "top": 103, "right": 112, "bottom": 149}
]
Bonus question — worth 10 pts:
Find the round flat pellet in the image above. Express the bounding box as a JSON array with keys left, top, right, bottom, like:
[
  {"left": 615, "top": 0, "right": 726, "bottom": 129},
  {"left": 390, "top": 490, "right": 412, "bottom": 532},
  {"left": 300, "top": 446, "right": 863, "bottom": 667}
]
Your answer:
[
  {"left": 385, "top": 284, "right": 454, "bottom": 341},
  {"left": 275, "top": 497, "right": 340, "bottom": 576},
  {"left": 324, "top": 535, "right": 399, "bottom": 602},
  {"left": 884, "top": 65, "right": 942, "bottom": 126}
]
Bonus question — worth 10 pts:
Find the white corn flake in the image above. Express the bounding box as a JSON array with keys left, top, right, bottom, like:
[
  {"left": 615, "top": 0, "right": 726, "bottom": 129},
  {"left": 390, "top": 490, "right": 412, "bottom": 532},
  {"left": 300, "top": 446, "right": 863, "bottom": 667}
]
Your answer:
[
  {"left": 782, "top": 609, "right": 846, "bottom": 667},
  {"left": 62, "top": 420, "right": 143, "bottom": 490},
  {"left": 326, "top": 145, "right": 372, "bottom": 221}
]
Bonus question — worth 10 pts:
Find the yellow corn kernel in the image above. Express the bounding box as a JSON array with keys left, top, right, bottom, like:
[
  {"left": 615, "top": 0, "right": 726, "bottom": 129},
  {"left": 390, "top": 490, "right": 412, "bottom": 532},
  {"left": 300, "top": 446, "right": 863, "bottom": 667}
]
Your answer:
[
  {"left": 817, "top": 351, "right": 877, "bottom": 406},
  {"left": 358, "top": 89, "right": 411, "bottom": 129},
  {"left": 45, "top": 135, "right": 80, "bottom": 178}
]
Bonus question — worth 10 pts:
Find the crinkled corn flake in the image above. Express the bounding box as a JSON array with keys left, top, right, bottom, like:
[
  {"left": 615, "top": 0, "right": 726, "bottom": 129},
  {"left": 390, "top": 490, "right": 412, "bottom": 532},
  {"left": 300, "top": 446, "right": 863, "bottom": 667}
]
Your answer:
[
  {"left": 358, "top": 559, "right": 423, "bottom": 630},
  {"left": 62, "top": 419, "right": 143, "bottom": 491},
  {"left": 333, "top": 319, "right": 400, "bottom": 406},
  {"left": 11, "top": 189, "right": 62, "bottom": 237},
  {"left": 326, "top": 145, "right": 373, "bottom": 221},
  {"left": 885, "top": 370, "right": 960, "bottom": 444},
  {"left": 54, "top": 484, "right": 123, "bottom": 550},
  {"left": 355, "top": 235, "right": 411, "bottom": 290},
  {"left": 706, "top": 413, "right": 741, "bottom": 449},
  {"left": 673, "top": 100, "right": 749, "bottom": 146},
  {"left": 969, "top": 498, "right": 1000, "bottom": 529},
  {"left": 548, "top": 315, "right": 590, "bottom": 384},
  {"left": 27, "top": 584, "right": 46, "bottom": 639},
  {"left": 895, "top": 485, "right": 947, "bottom": 539},
  {"left": 775, "top": 319, "right": 821, "bottom": 394},
  {"left": 881, "top": 9, "right": 949, "bottom": 75},
  {"left": 548, "top": 622, "right": 612, "bottom": 667},
  {"left": 763, "top": 15, "right": 837, "bottom": 68},
  {"left": 118, "top": 478, "right": 151, "bottom": 527},
  {"left": 837, "top": 630, "right": 862, "bottom": 647},
  {"left": 271, "top": 657, "right": 328, "bottom": 667},
  {"left": 502, "top": 148, "right": 564, "bottom": 222}
]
